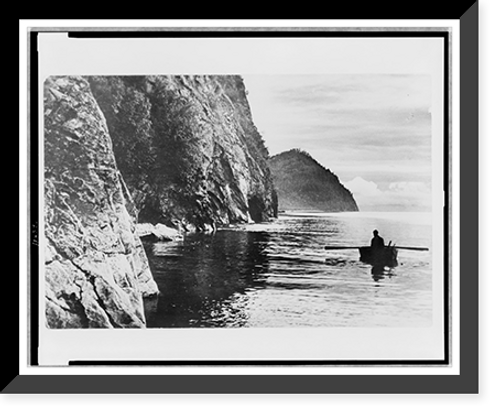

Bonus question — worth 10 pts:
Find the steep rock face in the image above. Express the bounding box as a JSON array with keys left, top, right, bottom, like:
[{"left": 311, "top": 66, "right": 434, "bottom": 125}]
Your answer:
[
  {"left": 269, "top": 149, "right": 359, "bottom": 212},
  {"left": 44, "top": 76, "right": 158, "bottom": 328},
  {"left": 87, "top": 75, "right": 277, "bottom": 231}
]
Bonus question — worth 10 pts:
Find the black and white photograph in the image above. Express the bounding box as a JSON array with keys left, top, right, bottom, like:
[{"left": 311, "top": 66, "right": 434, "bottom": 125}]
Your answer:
[
  {"left": 31, "top": 29, "right": 453, "bottom": 367},
  {"left": 44, "top": 73, "right": 436, "bottom": 330}
]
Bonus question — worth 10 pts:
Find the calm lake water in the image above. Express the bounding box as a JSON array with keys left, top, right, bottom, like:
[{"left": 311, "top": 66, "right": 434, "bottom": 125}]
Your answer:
[{"left": 143, "top": 212, "right": 433, "bottom": 328}]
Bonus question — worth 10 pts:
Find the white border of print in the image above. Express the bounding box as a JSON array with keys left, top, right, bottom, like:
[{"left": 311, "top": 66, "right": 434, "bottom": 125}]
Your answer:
[{"left": 19, "top": 19, "right": 460, "bottom": 376}]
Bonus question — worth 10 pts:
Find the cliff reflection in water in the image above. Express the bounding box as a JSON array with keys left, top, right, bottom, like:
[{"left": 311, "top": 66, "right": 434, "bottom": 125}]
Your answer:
[{"left": 144, "top": 231, "right": 271, "bottom": 327}]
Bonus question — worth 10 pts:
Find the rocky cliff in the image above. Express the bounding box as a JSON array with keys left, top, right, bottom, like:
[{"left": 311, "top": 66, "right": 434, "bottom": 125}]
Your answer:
[
  {"left": 269, "top": 149, "right": 359, "bottom": 212},
  {"left": 87, "top": 75, "right": 277, "bottom": 231},
  {"left": 44, "top": 76, "right": 158, "bottom": 328},
  {"left": 43, "top": 75, "right": 277, "bottom": 328}
]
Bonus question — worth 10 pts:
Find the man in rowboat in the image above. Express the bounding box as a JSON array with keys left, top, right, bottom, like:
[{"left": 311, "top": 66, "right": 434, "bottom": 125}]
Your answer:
[
  {"left": 370, "top": 230, "right": 385, "bottom": 251},
  {"left": 370, "top": 230, "right": 387, "bottom": 278}
]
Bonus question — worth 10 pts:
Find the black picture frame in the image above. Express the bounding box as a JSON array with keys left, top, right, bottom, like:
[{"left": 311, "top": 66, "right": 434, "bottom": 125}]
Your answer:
[{"left": 6, "top": 6, "right": 479, "bottom": 394}]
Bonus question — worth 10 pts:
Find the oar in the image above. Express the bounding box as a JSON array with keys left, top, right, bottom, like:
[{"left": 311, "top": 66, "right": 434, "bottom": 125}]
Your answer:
[
  {"left": 324, "top": 246, "right": 365, "bottom": 250},
  {"left": 324, "top": 245, "right": 429, "bottom": 251},
  {"left": 392, "top": 246, "right": 429, "bottom": 251}
]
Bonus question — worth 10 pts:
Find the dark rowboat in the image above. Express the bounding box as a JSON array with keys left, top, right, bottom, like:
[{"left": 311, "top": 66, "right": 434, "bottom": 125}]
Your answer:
[
  {"left": 324, "top": 244, "right": 428, "bottom": 268},
  {"left": 358, "top": 246, "right": 398, "bottom": 268}
]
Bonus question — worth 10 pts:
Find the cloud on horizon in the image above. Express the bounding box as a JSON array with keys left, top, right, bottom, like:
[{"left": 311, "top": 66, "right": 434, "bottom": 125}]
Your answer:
[
  {"left": 344, "top": 177, "right": 432, "bottom": 212},
  {"left": 244, "top": 74, "right": 433, "bottom": 211}
]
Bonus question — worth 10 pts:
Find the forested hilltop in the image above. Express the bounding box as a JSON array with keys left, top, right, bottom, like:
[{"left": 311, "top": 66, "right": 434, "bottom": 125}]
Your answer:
[{"left": 269, "top": 149, "right": 359, "bottom": 212}]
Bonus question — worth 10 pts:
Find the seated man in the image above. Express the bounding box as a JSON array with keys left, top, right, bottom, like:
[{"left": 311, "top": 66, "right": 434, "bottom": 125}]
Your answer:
[{"left": 371, "top": 229, "right": 385, "bottom": 251}]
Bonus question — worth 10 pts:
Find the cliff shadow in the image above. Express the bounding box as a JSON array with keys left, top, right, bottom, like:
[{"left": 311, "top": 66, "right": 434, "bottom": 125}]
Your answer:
[{"left": 143, "top": 230, "right": 271, "bottom": 327}]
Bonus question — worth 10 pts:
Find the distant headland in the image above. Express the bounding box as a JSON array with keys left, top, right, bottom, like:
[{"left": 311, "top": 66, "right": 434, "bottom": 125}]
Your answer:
[{"left": 269, "top": 149, "right": 359, "bottom": 212}]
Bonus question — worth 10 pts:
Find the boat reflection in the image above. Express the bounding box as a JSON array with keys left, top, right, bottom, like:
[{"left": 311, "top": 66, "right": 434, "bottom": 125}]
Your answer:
[{"left": 370, "top": 264, "right": 397, "bottom": 282}]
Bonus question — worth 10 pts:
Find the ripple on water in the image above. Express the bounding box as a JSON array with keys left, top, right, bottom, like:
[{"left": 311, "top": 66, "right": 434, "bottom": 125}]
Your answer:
[{"left": 144, "top": 212, "right": 433, "bottom": 328}]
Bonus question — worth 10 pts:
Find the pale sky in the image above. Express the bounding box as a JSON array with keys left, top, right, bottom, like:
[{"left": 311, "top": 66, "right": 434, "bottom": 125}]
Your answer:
[{"left": 243, "top": 74, "right": 433, "bottom": 212}]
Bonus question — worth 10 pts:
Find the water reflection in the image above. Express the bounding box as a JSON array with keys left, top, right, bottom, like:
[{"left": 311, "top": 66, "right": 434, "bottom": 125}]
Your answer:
[
  {"left": 143, "top": 295, "right": 158, "bottom": 318},
  {"left": 371, "top": 264, "right": 386, "bottom": 282},
  {"left": 370, "top": 264, "right": 398, "bottom": 284},
  {"left": 144, "top": 231, "right": 271, "bottom": 327},
  {"left": 143, "top": 213, "right": 432, "bottom": 328}
]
